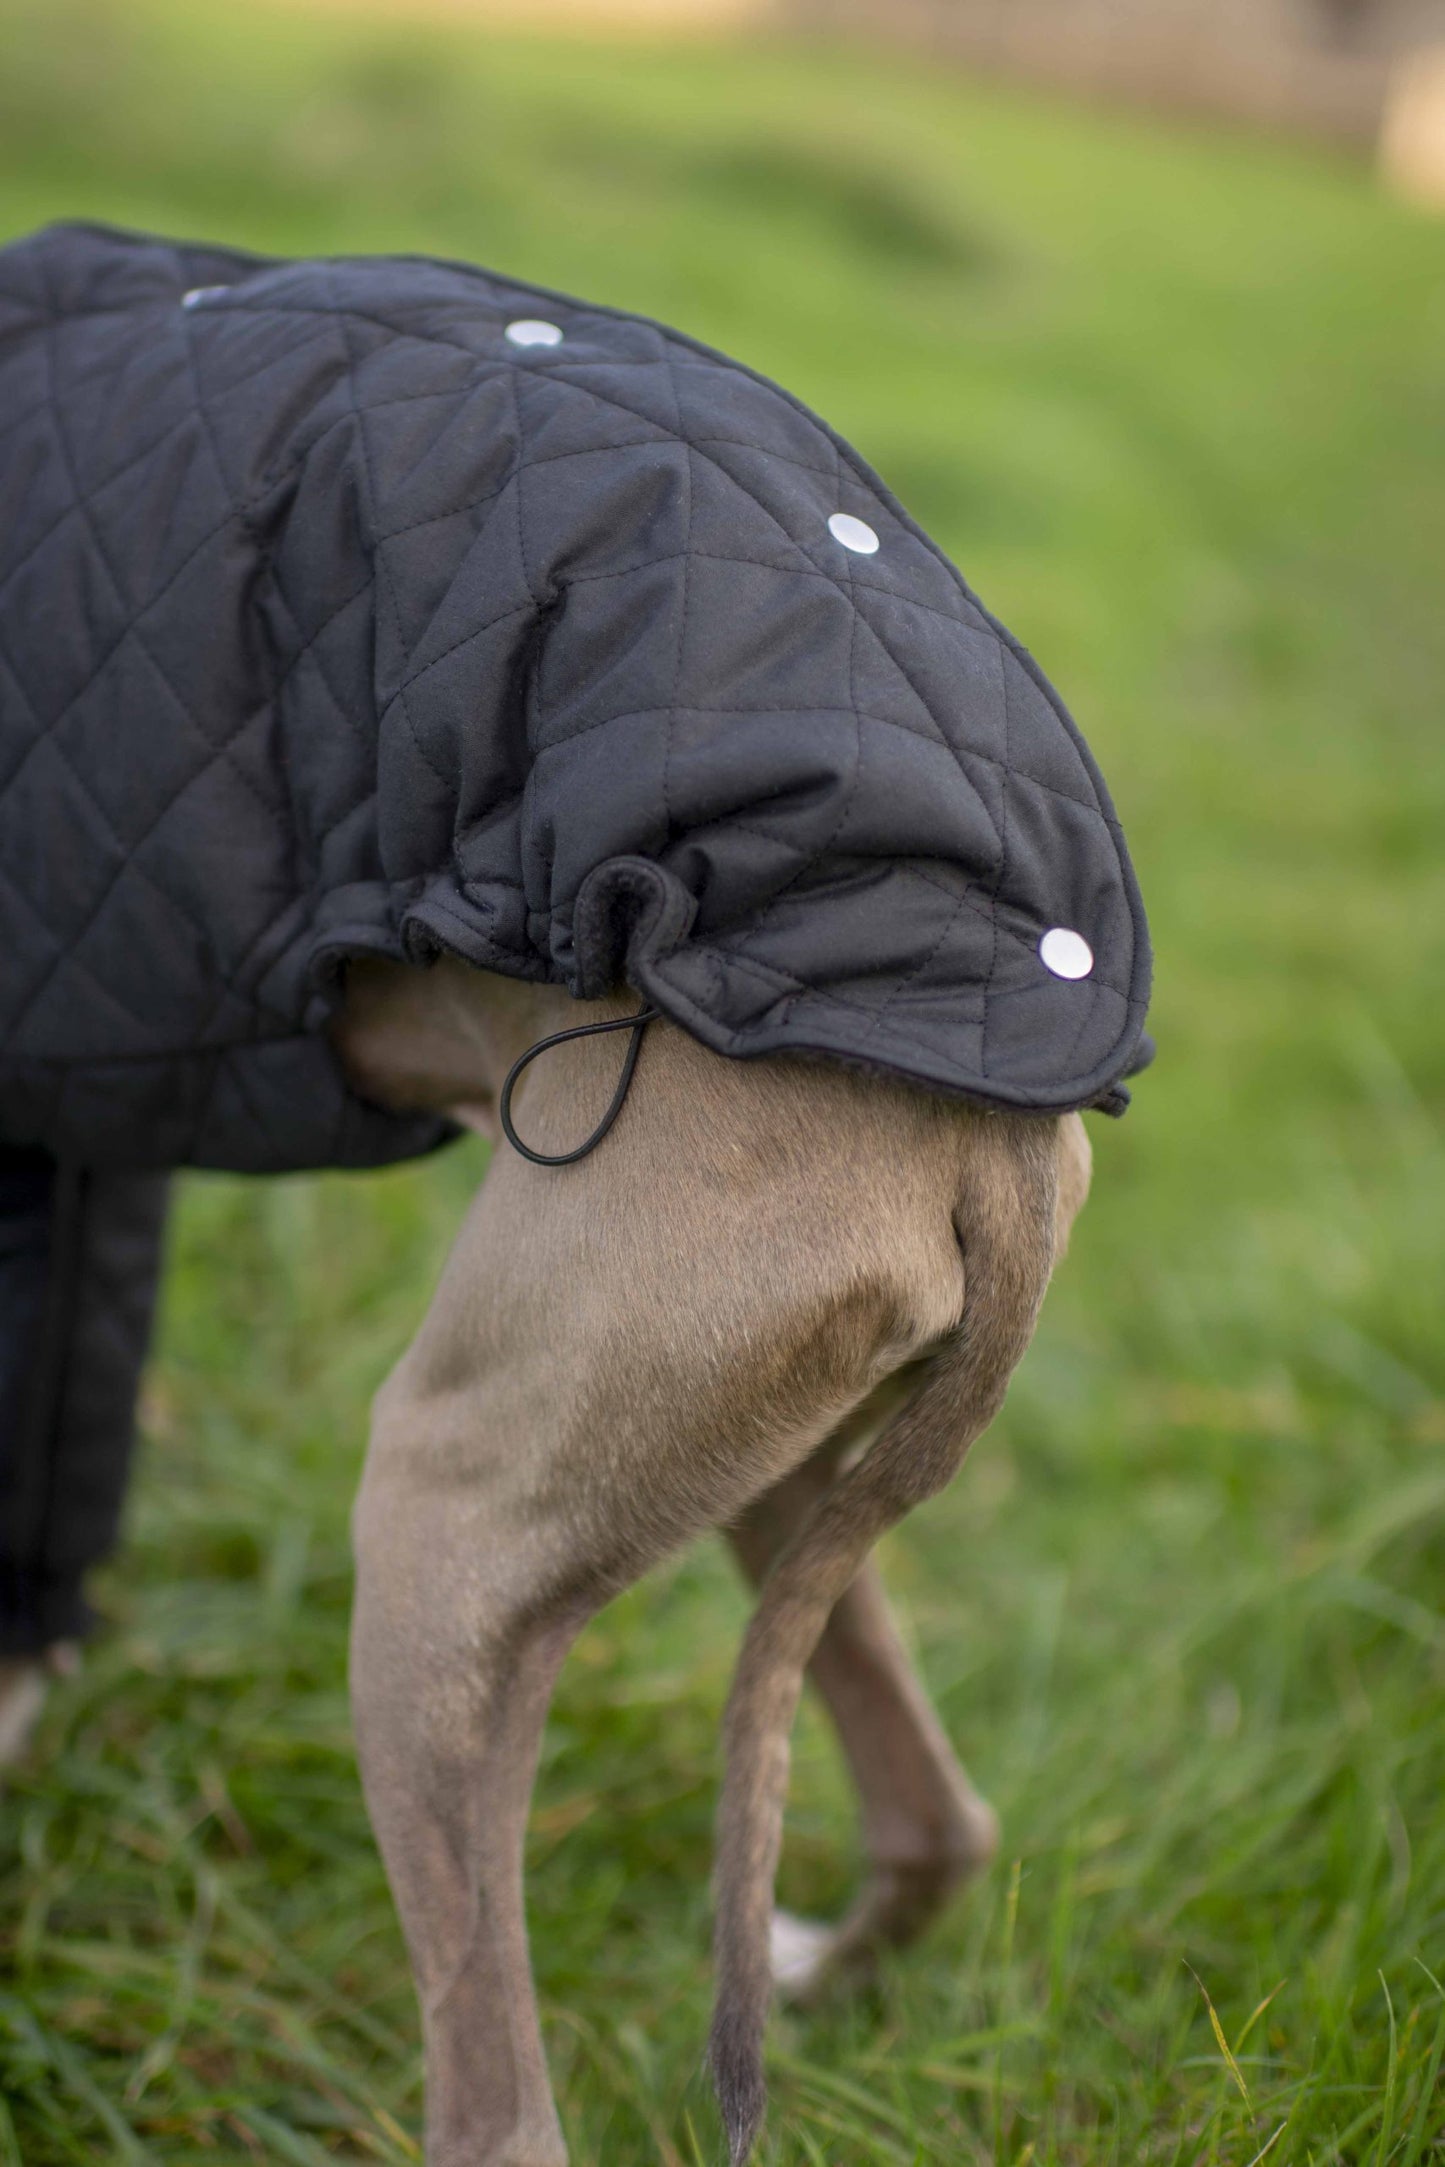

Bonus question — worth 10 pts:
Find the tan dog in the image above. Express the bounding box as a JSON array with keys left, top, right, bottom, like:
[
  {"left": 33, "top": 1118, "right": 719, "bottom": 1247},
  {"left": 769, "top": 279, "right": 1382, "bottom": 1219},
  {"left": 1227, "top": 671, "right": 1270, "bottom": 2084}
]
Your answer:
[
  {"left": 0, "top": 954, "right": 1090, "bottom": 2162},
  {"left": 331, "top": 957, "right": 1091, "bottom": 2166},
  {"left": 0, "top": 225, "right": 1135, "bottom": 2167}
]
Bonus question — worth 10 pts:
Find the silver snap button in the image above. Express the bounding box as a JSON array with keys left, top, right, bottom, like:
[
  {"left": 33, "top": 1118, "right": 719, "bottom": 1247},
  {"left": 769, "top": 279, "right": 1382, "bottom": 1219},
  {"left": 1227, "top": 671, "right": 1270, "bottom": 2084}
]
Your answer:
[
  {"left": 505, "top": 319, "right": 564, "bottom": 348},
  {"left": 1039, "top": 927, "right": 1094, "bottom": 980},
  {"left": 827, "top": 512, "right": 879, "bottom": 554},
  {"left": 181, "top": 286, "right": 229, "bottom": 309}
]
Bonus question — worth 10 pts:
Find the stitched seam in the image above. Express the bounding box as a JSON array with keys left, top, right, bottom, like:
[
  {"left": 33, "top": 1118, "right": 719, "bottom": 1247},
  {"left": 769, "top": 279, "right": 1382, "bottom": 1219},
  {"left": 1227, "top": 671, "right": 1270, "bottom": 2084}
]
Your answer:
[
  {"left": 9, "top": 273, "right": 286, "bottom": 1048},
  {"left": 372, "top": 428, "right": 669, "bottom": 545},
  {"left": 0, "top": 309, "right": 353, "bottom": 598},
  {"left": 671, "top": 943, "right": 987, "bottom": 1049},
  {"left": 706, "top": 432, "right": 863, "bottom": 985},
  {"left": 3, "top": 706, "right": 264, "bottom": 1050},
  {"left": 662, "top": 937, "right": 1122, "bottom": 1052},
  {"left": 17, "top": 261, "right": 1093, "bottom": 705},
  {"left": 250, "top": 569, "right": 376, "bottom": 758},
  {"left": 1055, "top": 968, "right": 1105, "bottom": 1077},
  {"left": 386, "top": 595, "right": 538, "bottom": 710},
  {"left": 658, "top": 343, "right": 693, "bottom": 854},
  {"left": 6, "top": 936, "right": 171, "bottom": 1045},
  {"left": 0, "top": 300, "right": 338, "bottom": 483},
  {"left": 186, "top": 300, "right": 850, "bottom": 583},
  {"left": 4, "top": 541, "right": 380, "bottom": 1050},
  {"left": 820, "top": 542, "right": 974, "bottom": 1050},
  {"left": 981, "top": 640, "right": 1011, "bottom": 1078},
  {"left": 0, "top": 497, "right": 240, "bottom": 801},
  {"left": 508, "top": 363, "right": 547, "bottom": 935},
  {"left": 507, "top": 366, "right": 541, "bottom": 612},
  {"left": 522, "top": 688, "right": 1091, "bottom": 821},
  {"left": 0, "top": 408, "right": 199, "bottom": 598},
  {"left": 901, "top": 862, "right": 1128, "bottom": 996},
  {"left": 67, "top": 286, "right": 1109, "bottom": 821},
  {"left": 307, "top": 423, "right": 832, "bottom": 549},
  {"left": 324, "top": 269, "right": 454, "bottom": 805}
]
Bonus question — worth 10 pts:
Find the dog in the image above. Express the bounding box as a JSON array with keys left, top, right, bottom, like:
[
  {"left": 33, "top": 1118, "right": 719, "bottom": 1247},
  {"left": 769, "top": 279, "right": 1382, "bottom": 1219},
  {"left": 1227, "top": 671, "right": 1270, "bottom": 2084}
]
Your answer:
[
  {"left": 339, "top": 958, "right": 1092, "bottom": 2167},
  {"left": 0, "top": 963, "right": 1092, "bottom": 2165},
  {"left": 0, "top": 224, "right": 1147, "bottom": 2164}
]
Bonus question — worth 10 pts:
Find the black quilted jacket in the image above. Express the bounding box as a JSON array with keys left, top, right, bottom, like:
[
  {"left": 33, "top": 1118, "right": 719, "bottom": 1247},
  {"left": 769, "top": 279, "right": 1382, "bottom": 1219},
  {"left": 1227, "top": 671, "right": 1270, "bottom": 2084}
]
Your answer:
[{"left": 0, "top": 224, "right": 1151, "bottom": 1174}]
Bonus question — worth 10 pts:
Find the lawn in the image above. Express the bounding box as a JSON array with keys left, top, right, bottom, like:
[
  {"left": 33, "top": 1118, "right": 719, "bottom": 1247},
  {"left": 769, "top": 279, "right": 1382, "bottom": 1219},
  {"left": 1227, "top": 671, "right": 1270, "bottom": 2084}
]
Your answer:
[{"left": 1, "top": 1, "right": 1443, "bottom": 2160}]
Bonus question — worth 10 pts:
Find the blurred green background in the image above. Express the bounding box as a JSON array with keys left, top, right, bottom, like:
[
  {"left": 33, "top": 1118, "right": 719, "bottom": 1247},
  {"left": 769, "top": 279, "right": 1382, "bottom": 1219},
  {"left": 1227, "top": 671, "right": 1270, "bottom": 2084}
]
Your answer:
[{"left": 2, "top": 0, "right": 1443, "bottom": 2160}]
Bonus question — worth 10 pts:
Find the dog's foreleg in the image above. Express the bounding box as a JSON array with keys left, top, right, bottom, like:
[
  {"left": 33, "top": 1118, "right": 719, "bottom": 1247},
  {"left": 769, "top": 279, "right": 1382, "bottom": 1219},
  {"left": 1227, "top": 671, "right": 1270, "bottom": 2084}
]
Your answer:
[{"left": 728, "top": 1415, "right": 997, "bottom": 2002}]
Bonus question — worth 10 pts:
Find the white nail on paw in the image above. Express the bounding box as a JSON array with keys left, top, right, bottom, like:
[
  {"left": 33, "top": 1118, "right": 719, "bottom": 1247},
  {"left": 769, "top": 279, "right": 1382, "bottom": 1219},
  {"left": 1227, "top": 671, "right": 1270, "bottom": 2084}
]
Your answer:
[
  {"left": 769, "top": 1910, "right": 836, "bottom": 1998},
  {"left": 0, "top": 1661, "right": 50, "bottom": 1769}
]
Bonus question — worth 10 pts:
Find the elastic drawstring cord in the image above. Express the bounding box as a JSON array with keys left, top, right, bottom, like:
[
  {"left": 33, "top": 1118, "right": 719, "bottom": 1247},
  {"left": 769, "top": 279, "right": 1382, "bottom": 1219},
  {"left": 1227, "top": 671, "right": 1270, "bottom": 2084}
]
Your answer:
[{"left": 499, "top": 1005, "right": 660, "bottom": 1167}]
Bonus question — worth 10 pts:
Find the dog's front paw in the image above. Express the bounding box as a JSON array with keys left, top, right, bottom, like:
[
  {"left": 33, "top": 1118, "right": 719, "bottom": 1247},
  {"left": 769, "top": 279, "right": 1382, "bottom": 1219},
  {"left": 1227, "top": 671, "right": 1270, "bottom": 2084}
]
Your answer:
[{"left": 0, "top": 1644, "right": 79, "bottom": 1774}]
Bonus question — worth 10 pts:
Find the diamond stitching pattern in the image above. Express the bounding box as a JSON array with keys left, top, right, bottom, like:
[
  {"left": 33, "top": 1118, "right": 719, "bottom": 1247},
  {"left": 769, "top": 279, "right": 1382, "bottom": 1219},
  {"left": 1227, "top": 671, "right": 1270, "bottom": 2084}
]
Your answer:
[{"left": 0, "top": 223, "right": 1150, "bottom": 1172}]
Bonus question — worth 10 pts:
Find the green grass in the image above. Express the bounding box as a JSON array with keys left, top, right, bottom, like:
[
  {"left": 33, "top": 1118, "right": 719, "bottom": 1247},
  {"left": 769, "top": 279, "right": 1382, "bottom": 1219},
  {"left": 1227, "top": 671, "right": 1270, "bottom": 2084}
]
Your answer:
[{"left": 2, "top": 1, "right": 1444, "bottom": 2158}]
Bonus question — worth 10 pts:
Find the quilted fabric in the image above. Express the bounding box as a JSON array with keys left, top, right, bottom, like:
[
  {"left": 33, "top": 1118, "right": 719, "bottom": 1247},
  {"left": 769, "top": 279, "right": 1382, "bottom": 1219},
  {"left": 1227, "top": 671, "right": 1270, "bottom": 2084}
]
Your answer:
[{"left": 0, "top": 223, "right": 1151, "bottom": 1175}]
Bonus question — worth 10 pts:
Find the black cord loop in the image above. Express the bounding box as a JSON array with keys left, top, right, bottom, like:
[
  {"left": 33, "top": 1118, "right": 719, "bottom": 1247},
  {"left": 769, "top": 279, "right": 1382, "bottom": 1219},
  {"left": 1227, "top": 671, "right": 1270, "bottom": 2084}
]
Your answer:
[{"left": 499, "top": 1005, "right": 660, "bottom": 1167}]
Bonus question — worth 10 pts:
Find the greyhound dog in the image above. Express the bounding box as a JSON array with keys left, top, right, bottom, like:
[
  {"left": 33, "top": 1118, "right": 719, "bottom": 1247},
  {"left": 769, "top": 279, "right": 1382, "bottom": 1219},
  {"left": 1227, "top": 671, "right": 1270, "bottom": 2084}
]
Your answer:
[
  {"left": 2, "top": 963, "right": 1089, "bottom": 2166},
  {"left": 328, "top": 958, "right": 1091, "bottom": 2165},
  {"left": 0, "top": 226, "right": 1140, "bottom": 2165}
]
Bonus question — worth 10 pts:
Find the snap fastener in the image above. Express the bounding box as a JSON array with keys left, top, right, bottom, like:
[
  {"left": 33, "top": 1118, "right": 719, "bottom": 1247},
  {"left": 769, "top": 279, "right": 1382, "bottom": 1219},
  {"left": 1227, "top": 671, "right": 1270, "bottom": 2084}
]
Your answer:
[
  {"left": 827, "top": 512, "right": 879, "bottom": 554},
  {"left": 181, "top": 286, "right": 229, "bottom": 309},
  {"left": 1039, "top": 927, "right": 1094, "bottom": 980},
  {"left": 505, "top": 319, "right": 564, "bottom": 348}
]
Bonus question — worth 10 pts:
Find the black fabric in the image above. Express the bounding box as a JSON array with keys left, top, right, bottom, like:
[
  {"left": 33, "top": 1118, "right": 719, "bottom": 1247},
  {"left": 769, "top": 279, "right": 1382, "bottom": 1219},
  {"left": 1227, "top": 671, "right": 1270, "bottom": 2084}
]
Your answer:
[
  {"left": 0, "top": 223, "right": 1151, "bottom": 1175},
  {"left": 0, "top": 1146, "right": 168, "bottom": 1653}
]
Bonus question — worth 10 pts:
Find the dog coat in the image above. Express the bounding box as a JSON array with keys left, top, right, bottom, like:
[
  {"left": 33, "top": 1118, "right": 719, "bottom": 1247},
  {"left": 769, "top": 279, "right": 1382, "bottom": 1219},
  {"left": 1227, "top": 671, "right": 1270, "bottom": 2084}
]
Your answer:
[{"left": 0, "top": 223, "right": 1151, "bottom": 1174}]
